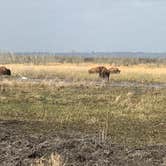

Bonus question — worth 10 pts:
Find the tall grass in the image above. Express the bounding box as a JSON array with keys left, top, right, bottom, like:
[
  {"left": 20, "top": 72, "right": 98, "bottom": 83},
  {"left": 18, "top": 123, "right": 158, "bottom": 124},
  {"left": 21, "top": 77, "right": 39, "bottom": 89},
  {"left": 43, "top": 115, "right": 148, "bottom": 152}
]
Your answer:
[
  {"left": 2, "top": 63, "right": 166, "bottom": 83},
  {"left": 0, "top": 52, "right": 166, "bottom": 65}
]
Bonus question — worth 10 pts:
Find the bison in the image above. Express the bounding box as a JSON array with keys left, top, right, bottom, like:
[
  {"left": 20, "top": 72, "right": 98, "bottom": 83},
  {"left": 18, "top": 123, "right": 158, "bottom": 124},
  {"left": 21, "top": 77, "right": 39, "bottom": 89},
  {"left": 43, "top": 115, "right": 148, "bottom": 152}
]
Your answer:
[
  {"left": 99, "top": 67, "right": 110, "bottom": 81},
  {"left": 0, "top": 66, "right": 11, "bottom": 76},
  {"left": 108, "top": 67, "right": 121, "bottom": 74},
  {"left": 88, "top": 66, "right": 108, "bottom": 74},
  {"left": 88, "top": 66, "right": 121, "bottom": 81},
  {"left": 88, "top": 66, "right": 110, "bottom": 81}
]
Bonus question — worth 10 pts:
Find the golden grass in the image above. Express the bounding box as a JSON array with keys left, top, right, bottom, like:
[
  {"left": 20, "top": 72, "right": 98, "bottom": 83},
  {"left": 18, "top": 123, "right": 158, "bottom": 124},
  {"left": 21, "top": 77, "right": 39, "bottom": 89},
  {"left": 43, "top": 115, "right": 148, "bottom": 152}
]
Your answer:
[
  {"left": 2, "top": 63, "right": 166, "bottom": 83},
  {"left": 32, "top": 152, "right": 62, "bottom": 166}
]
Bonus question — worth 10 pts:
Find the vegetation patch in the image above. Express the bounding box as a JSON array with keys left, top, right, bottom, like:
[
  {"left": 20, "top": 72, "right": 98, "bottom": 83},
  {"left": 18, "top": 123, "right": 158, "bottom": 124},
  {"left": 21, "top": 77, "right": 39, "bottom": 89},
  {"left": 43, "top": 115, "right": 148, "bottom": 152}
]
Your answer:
[{"left": 0, "top": 82, "right": 165, "bottom": 146}]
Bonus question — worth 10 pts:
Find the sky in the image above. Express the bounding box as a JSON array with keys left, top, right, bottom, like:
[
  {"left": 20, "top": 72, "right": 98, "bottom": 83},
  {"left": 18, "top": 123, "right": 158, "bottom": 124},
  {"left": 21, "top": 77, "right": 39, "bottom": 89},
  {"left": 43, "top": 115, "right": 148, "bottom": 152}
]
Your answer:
[{"left": 0, "top": 0, "right": 166, "bottom": 52}]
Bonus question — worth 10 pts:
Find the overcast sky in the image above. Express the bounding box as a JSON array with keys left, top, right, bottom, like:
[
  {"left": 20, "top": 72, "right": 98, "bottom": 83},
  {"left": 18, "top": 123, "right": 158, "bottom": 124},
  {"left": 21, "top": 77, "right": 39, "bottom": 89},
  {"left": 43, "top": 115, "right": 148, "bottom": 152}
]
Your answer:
[{"left": 0, "top": 0, "right": 166, "bottom": 52}]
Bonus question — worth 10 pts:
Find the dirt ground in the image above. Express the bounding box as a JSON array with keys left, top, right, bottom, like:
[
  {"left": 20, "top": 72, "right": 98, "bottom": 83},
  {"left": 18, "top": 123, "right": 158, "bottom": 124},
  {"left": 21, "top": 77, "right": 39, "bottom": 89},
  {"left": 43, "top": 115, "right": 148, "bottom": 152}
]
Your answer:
[{"left": 0, "top": 120, "right": 166, "bottom": 166}]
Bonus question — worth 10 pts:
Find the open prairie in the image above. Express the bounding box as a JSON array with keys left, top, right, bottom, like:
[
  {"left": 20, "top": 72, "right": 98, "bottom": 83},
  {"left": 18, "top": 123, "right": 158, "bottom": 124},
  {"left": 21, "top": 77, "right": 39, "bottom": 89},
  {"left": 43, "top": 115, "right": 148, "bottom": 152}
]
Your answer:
[
  {"left": 4, "top": 62, "right": 166, "bottom": 82},
  {"left": 0, "top": 62, "right": 166, "bottom": 165}
]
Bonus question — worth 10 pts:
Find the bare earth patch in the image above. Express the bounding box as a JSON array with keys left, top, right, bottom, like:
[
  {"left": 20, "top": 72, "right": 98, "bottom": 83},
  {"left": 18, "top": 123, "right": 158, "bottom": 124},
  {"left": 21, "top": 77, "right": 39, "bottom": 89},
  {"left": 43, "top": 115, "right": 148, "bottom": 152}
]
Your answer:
[{"left": 0, "top": 120, "right": 166, "bottom": 166}]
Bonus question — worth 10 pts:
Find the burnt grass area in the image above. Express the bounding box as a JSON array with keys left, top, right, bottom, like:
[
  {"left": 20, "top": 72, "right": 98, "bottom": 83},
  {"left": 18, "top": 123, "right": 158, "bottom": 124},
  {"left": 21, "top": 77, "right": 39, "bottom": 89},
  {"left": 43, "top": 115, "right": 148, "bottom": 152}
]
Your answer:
[{"left": 0, "top": 120, "right": 166, "bottom": 166}]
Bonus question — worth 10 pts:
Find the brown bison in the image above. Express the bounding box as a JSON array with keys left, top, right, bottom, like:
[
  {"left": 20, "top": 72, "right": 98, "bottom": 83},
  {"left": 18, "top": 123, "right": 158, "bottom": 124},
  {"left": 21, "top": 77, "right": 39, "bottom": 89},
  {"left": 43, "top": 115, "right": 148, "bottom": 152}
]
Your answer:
[
  {"left": 88, "top": 66, "right": 121, "bottom": 81},
  {"left": 108, "top": 67, "right": 121, "bottom": 74},
  {"left": 0, "top": 66, "right": 11, "bottom": 76},
  {"left": 88, "top": 66, "right": 110, "bottom": 81},
  {"left": 99, "top": 67, "right": 110, "bottom": 81},
  {"left": 88, "top": 66, "right": 108, "bottom": 74}
]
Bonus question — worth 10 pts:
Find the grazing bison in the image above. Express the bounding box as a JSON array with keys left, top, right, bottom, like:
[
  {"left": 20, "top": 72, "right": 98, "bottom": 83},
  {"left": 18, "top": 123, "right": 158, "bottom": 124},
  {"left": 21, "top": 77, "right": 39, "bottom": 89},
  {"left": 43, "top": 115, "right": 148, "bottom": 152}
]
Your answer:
[
  {"left": 88, "top": 66, "right": 108, "bottom": 74},
  {"left": 108, "top": 67, "right": 121, "bottom": 74},
  {"left": 88, "top": 66, "right": 110, "bottom": 81},
  {"left": 88, "top": 66, "right": 121, "bottom": 81},
  {"left": 0, "top": 66, "right": 11, "bottom": 76}
]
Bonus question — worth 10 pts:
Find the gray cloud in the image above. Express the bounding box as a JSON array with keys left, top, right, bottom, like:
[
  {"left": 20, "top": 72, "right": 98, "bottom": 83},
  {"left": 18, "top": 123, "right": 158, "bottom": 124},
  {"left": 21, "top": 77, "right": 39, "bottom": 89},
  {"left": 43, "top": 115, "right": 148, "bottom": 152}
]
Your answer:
[{"left": 0, "top": 0, "right": 166, "bottom": 52}]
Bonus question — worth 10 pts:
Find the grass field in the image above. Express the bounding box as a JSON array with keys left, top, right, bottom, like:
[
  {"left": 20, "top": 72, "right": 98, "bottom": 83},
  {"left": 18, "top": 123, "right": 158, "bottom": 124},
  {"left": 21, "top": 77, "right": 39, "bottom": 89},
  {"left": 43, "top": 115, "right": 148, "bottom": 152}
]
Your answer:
[
  {"left": 1, "top": 63, "right": 166, "bottom": 146},
  {"left": 0, "top": 62, "right": 166, "bottom": 165},
  {"left": 3, "top": 63, "right": 166, "bottom": 83},
  {"left": 1, "top": 84, "right": 166, "bottom": 146}
]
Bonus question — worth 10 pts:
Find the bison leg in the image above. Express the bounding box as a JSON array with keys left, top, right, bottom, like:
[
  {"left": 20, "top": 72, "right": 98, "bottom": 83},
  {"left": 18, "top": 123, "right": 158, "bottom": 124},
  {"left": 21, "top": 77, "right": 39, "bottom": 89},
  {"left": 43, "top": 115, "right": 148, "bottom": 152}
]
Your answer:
[
  {"left": 99, "top": 72, "right": 104, "bottom": 78},
  {"left": 107, "top": 73, "right": 110, "bottom": 82}
]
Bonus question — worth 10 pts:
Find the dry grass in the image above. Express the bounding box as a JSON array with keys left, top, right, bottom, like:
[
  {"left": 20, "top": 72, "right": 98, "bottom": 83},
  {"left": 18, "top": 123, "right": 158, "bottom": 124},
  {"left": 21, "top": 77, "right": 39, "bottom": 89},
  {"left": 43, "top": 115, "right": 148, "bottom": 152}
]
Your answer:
[
  {"left": 2, "top": 63, "right": 166, "bottom": 83},
  {"left": 119, "top": 65, "right": 166, "bottom": 83},
  {"left": 0, "top": 63, "right": 166, "bottom": 147},
  {"left": 32, "top": 152, "right": 62, "bottom": 166}
]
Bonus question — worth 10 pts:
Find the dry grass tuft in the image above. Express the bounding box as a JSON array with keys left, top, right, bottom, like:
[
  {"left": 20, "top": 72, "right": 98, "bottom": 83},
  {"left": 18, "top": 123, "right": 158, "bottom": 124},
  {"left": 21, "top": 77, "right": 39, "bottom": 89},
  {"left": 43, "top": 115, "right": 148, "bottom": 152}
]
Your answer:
[{"left": 32, "top": 152, "right": 62, "bottom": 166}]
